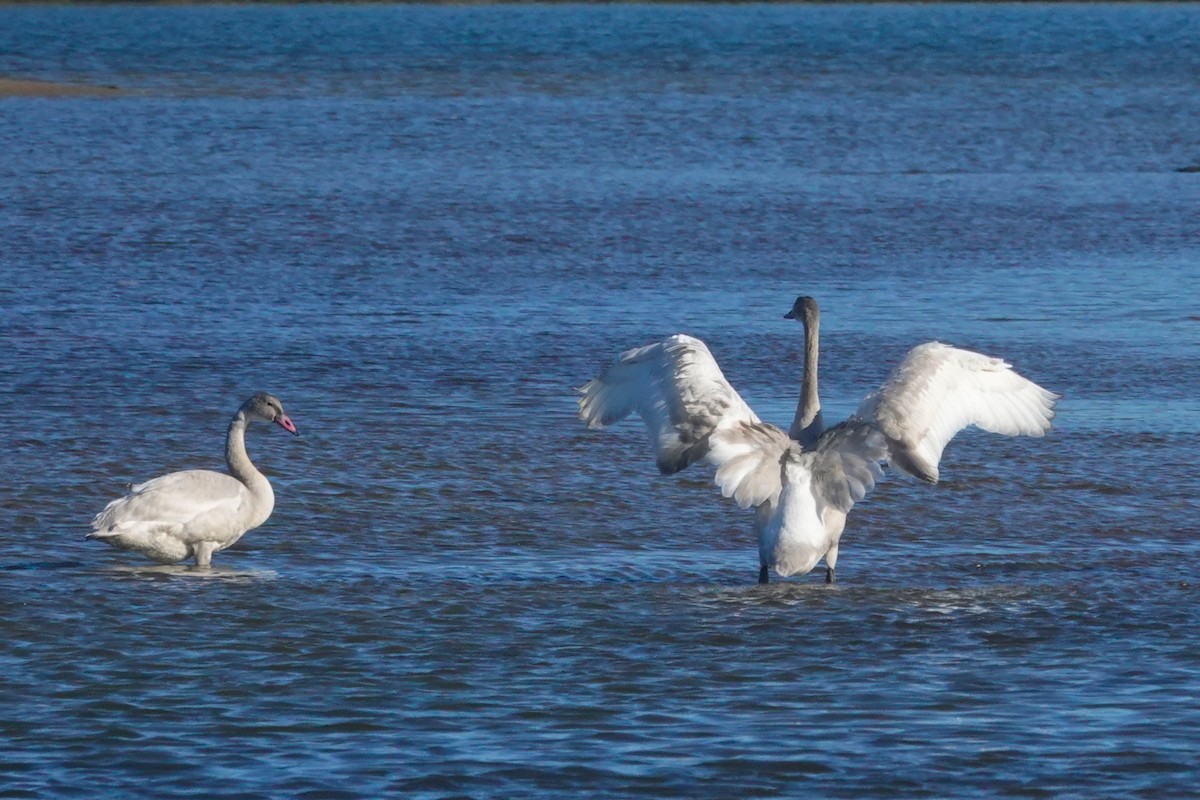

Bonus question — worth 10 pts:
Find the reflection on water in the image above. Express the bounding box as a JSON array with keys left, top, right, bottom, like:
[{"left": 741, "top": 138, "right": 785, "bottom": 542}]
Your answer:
[
  {"left": 102, "top": 564, "right": 280, "bottom": 582},
  {"left": 1, "top": 3, "right": 1199, "bottom": 799}
]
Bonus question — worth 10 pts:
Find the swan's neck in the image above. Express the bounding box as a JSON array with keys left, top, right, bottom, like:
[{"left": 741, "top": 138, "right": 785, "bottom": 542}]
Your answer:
[
  {"left": 226, "top": 412, "right": 273, "bottom": 504},
  {"left": 789, "top": 313, "right": 825, "bottom": 447}
]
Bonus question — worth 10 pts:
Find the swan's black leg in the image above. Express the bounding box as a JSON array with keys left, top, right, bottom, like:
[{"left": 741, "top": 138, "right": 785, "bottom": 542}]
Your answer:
[
  {"left": 758, "top": 565, "right": 769, "bottom": 585},
  {"left": 825, "top": 567, "right": 835, "bottom": 585}
]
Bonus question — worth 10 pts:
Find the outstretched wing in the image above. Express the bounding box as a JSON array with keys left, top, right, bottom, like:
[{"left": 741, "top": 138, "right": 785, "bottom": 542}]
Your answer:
[
  {"left": 855, "top": 341, "right": 1059, "bottom": 483},
  {"left": 578, "top": 334, "right": 762, "bottom": 475}
]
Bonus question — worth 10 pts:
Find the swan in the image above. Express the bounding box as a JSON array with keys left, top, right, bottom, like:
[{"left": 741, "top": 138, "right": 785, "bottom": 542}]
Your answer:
[
  {"left": 88, "top": 393, "right": 299, "bottom": 567},
  {"left": 578, "top": 296, "right": 1059, "bottom": 584}
]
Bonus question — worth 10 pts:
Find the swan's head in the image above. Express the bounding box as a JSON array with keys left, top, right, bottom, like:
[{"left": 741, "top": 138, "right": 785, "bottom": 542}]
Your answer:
[
  {"left": 241, "top": 392, "right": 298, "bottom": 435},
  {"left": 784, "top": 295, "right": 820, "bottom": 324}
]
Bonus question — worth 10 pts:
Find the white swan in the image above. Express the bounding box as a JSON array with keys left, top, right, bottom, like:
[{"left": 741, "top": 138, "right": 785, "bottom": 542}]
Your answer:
[
  {"left": 88, "top": 393, "right": 299, "bottom": 567},
  {"left": 578, "top": 296, "right": 1059, "bottom": 584}
]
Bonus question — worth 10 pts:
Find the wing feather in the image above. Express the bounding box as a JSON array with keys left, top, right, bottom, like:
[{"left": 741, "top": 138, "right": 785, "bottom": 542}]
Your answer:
[
  {"left": 90, "top": 469, "right": 246, "bottom": 539},
  {"left": 855, "top": 342, "right": 1059, "bottom": 483},
  {"left": 578, "top": 334, "right": 761, "bottom": 474},
  {"left": 707, "top": 422, "right": 794, "bottom": 509},
  {"left": 800, "top": 422, "right": 889, "bottom": 516}
]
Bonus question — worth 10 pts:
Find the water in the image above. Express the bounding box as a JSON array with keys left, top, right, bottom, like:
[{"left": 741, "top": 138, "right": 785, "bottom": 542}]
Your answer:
[{"left": 2, "top": 3, "right": 1199, "bottom": 797}]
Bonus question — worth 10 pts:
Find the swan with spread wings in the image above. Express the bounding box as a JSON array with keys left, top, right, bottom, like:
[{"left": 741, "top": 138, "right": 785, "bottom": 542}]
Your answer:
[{"left": 578, "top": 296, "right": 1059, "bottom": 584}]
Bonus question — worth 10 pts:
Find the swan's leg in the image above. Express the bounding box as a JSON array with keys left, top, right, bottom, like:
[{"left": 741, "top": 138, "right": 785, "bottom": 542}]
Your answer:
[
  {"left": 194, "top": 541, "right": 217, "bottom": 568},
  {"left": 755, "top": 505, "right": 773, "bottom": 586},
  {"left": 825, "top": 544, "right": 839, "bottom": 585}
]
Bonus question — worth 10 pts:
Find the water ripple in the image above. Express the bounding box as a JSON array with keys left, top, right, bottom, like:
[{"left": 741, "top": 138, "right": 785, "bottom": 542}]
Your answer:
[{"left": 2, "top": 4, "right": 1199, "bottom": 798}]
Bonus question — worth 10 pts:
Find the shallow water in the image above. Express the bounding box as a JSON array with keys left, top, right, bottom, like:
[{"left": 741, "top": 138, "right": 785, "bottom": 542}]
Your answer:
[{"left": 1, "top": 4, "right": 1199, "bottom": 797}]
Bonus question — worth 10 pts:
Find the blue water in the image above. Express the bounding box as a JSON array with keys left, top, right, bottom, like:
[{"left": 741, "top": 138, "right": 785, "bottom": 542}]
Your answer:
[{"left": 1, "top": 4, "right": 1198, "bottom": 797}]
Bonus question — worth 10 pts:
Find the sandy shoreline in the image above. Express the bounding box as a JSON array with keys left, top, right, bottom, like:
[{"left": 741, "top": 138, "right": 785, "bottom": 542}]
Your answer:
[{"left": 0, "top": 77, "right": 121, "bottom": 97}]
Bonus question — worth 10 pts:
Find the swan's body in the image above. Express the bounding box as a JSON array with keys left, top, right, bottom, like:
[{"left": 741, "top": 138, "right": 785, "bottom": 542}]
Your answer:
[
  {"left": 89, "top": 393, "right": 298, "bottom": 567},
  {"left": 578, "top": 297, "right": 1058, "bottom": 584}
]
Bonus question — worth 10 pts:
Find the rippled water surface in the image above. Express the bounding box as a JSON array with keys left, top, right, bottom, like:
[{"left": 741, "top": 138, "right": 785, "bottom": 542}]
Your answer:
[{"left": 2, "top": 4, "right": 1199, "bottom": 797}]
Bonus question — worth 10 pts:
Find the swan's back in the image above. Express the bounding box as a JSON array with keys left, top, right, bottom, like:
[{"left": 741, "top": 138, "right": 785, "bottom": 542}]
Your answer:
[{"left": 90, "top": 468, "right": 266, "bottom": 549}]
